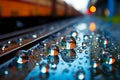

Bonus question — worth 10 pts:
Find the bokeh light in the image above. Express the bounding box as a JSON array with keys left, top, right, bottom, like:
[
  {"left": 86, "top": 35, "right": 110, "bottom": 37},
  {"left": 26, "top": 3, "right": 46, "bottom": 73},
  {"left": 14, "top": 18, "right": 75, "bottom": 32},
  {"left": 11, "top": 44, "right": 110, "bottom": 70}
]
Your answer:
[
  {"left": 89, "top": 22, "right": 96, "bottom": 32},
  {"left": 90, "top": 6, "right": 96, "bottom": 13}
]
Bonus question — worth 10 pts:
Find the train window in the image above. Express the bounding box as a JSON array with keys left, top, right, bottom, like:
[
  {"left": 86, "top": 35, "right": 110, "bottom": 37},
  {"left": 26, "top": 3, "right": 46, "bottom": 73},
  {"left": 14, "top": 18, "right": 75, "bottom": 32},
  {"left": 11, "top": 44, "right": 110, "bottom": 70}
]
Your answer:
[{"left": 11, "top": 11, "right": 18, "bottom": 17}]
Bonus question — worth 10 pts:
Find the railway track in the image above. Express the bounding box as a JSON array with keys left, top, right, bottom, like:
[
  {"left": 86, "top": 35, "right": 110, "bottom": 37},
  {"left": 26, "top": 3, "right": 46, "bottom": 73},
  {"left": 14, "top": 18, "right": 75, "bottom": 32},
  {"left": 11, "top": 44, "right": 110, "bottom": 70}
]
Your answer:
[{"left": 0, "top": 16, "right": 120, "bottom": 80}]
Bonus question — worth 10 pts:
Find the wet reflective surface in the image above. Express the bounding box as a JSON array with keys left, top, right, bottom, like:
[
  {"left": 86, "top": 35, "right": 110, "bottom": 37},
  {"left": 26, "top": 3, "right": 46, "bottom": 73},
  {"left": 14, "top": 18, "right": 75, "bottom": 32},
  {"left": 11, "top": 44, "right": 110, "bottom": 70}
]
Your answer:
[{"left": 1, "top": 16, "right": 120, "bottom": 80}]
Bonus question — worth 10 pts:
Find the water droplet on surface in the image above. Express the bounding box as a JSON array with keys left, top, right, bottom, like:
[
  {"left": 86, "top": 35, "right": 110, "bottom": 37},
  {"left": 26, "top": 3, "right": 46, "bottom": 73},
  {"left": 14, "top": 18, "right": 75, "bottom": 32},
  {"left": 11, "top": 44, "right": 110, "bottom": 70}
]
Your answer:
[
  {"left": 101, "top": 50, "right": 107, "bottom": 55},
  {"left": 68, "top": 64, "right": 72, "bottom": 67},
  {"left": 91, "top": 59, "right": 99, "bottom": 68},
  {"left": 61, "top": 35, "right": 76, "bottom": 49},
  {"left": 79, "top": 58, "right": 83, "bottom": 60},
  {"left": 61, "top": 49, "right": 76, "bottom": 63},
  {"left": 4, "top": 70, "right": 8, "bottom": 75},
  {"left": 1, "top": 44, "right": 9, "bottom": 52},
  {"left": 7, "top": 41, "right": 11, "bottom": 44},
  {"left": 39, "top": 62, "right": 49, "bottom": 74},
  {"left": 77, "top": 37, "right": 81, "bottom": 41},
  {"left": 47, "top": 44, "right": 59, "bottom": 56},
  {"left": 89, "top": 35, "right": 93, "bottom": 39},
  {"left": 32, "top": 34, "right": 37, "bottom": 38},
  {"left": 15, "top": 50, "right": 29, "bottom": 64},
  {"left": 50, "top": 63, "right": 57, "bottom": 70},
  {"left": 62, "top": 68, "right": 69, "bottom": 74},
  {"left": 47, "top": 55, "right": 59, "bottom": 65},
  {"left": 82, "top": 42, "right": 87, "bottom": 49},
  {"left": 83, "top": 35, "right": 89, "bottom": 42},
  {"left": 76, "top": 47, "right": 83, "bottom": 53},
  {"left": 16, "top": 38, "right": 23, "bottom": 45},
  {"left": 85, "top": 50, "right": 88, "bottom": 54},
  {"left": 100, "top": 49, "right": 108, "bottom": 59},
  {"left": 103, "top": 39, "right": 109, "bottom": 48},
  {"left": 71, "top": 31, "right": 78, "bottom": 39},
  {"left": 75, "top": 68, "right": 85, "bottom": 80},
  {"left": 105, "top": 55, "right": 116, "bottom": 65},
  {"left": 27, "top": 49, "right": 34, "bottom": 55}
]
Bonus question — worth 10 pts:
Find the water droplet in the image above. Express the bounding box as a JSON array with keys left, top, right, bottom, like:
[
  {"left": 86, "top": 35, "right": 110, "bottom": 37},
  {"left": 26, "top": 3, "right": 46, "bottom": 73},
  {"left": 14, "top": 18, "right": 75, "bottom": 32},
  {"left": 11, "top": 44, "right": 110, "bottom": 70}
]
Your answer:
[
  {"left": 100, "top": 49, "right": 107, "bottom": 58},
  {"left": 1, "top": 44, "right": 9, "bottom": 52},
  {"left": 89, "top": 35, "right": 93, "bottom": 39},
  {"left": 85, "top": 60, "right": 87, "bottom": 63},
  {"left": 82, "top": 42, "right": 87, "bottom": 49},
  {"left": 77, "top": 37, "right": 81, "bottom": 41},
  {"left": 91, "top": 59, "right": 99, "bottom": 68},
  {"left": 50, "top": 63, "right": 57, "bottom": 70},
  {"left": 85, "top": 50, "right": 88, "bottom": 54},
  {"left": 62, "top": 68, "right": 69, "bottom": 74},
  {"left": 36, "top": 63, "right": 39, "bottom": 66},
  {"left": 27, "top": 49, "right": 34, "bottom": 55},
  {"left": 75, "top": 68, "right": 85, "bottom": 80},
  {"left": 102, "top": 50, "right": 107, "bottom": 55},
  {"left": 39, "top": 62, "right": 49, "bottom": 73},
  {"left": 47, "top": 55, "right": 59, "bottom": 65},
  {"left": 79, "top": 58, "right": 83, "bottom": 60},
  {"left": 68, "top": 64, "right": 72, "bottom": 67},
  {"left": 32, "top": 34, "right": 37, "bottom": 38},
  {"left": 7, "top": 41, "right": 11, "bottom": 44},
  {"left": 61, "top": 49, "right": 76, "bottom": 63},
  {"left": 76, "top": 47, "right": 83, "bottom": 53},
  {"left": 61, "top": 35, "right": 76, "bottom": 49},
  {"left": 61, "top": 62, "right": 64, "bottom": 65},
  {"left": 105, "top": 55, "right": 116, "bottom": 64},
  {"left": 17, "top": 38, "right": 23, "bottom": 45},
  {"left": 71, "top": 31, "right": 78, "bottom": 39},
  {"left": 47, "top": 44, "right": 59, "bottom": 56},
  {"left": 103, "top": 39, "right": 109, "bottom": 48},
  {"left": 15, "top": 50, "right": 29, "bottom": 64},
  {"left": 83, "top": 35, "right": 89, "bottom": 42},
  {"left": 4, "top": 70, "right": 8, "bottom": 75}
]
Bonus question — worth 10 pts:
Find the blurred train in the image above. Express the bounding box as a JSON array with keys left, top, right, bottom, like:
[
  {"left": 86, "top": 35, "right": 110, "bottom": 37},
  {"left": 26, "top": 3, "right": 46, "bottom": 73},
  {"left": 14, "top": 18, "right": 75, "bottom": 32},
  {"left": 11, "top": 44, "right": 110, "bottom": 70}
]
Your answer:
[
  {"left": 0, "top": 0, "right": 83, "bottom": 35},
  {"left": 0, "top": 0, "right": 82, "bottom": 17}
]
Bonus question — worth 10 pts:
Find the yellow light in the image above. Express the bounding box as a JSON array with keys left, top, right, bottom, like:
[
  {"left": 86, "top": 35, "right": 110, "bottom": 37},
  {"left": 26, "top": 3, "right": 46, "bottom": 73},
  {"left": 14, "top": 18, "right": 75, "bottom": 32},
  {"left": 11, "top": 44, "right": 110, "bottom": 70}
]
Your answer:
[
  {"left": 89, "top": 22, "right": 96, "bottom": 32},
  {"left": 90, "top": 6, "right": 96, "bottom": 13}
]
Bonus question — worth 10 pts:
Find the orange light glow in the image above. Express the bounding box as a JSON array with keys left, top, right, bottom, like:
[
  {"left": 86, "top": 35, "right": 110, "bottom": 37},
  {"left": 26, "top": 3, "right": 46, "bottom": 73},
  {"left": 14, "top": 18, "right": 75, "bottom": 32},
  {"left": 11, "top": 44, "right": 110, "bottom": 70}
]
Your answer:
[
  {"left": 90, "top": 6, "right": 96, "bottom": 13},
  {"left": 89, "top": 22, "right": 96, "bottom": 32},
  {"left": 104, "top": 8, "right": 110, "bottom": 16}
]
